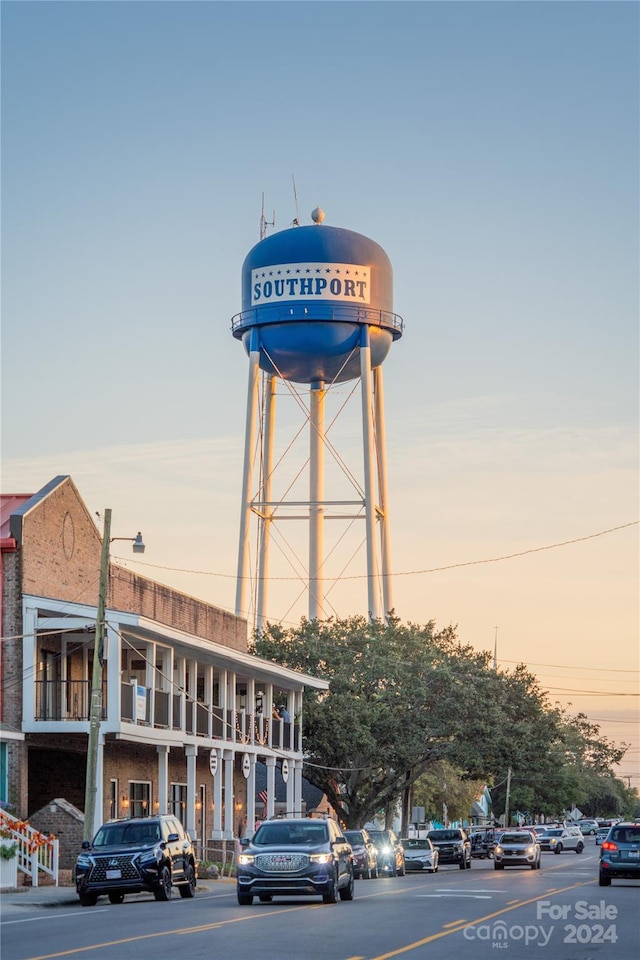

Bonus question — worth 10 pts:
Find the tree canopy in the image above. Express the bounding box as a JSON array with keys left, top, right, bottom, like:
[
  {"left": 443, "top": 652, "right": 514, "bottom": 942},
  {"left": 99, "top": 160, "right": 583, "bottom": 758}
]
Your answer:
[{"left": 251, "top": 615, "right": 632, "bottom": 827}]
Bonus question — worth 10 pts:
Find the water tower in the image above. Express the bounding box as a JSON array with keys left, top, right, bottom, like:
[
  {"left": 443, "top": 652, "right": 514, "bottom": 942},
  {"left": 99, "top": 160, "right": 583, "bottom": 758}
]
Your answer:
[{"left": 231, "top": 208, "right": 403, "bottom": 626}]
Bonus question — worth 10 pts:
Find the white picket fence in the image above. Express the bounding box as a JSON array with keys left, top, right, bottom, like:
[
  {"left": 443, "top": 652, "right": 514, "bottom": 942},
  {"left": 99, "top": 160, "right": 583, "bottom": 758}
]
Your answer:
[{"left": 0, "top": 809, "right": 59, "bottom": 887}]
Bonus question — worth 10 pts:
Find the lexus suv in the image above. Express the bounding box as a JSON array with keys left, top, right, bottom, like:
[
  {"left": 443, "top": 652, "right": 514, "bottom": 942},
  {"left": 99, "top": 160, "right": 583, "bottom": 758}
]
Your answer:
[
  {"left": 75, "top": 816, "right": 197, "bottom": 906},
  {"left": 599, "top": 820, "right": 640, "bottom": 886},
  {"left": 236, "top": 817, "right": 355, "bottom": 905},
  {"left": 427, "top": 828, "right": 471, "bottom": 869}
]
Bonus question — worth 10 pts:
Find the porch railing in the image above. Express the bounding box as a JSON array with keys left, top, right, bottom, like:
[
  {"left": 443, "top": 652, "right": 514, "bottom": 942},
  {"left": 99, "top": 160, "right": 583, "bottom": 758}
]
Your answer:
[{"left": 0, "top": 809, "right": 59, "bottom": 887}]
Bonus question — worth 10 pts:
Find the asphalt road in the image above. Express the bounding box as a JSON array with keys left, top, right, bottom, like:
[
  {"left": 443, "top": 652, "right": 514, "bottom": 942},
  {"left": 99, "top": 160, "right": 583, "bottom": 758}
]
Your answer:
[{"left": 1, "top": 840, "right": 638, "bottom": 960}]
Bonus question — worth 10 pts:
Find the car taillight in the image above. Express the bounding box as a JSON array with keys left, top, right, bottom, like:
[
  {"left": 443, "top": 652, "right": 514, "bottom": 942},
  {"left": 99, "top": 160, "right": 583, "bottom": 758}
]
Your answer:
[{"left": 601, "top": 840, "right": 618, "bottom": 851}]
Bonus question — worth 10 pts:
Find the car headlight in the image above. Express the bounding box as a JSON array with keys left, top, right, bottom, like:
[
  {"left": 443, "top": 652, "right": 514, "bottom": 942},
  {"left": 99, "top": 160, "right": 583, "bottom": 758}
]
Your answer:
[
  {"left": 381, "top": 845, "right": 392, "bottom": 854},
  {"left": 237, "top": 854, "right": 255, "bottom": 865},
  {"left": 76, "top": 855, "right": 92, "bottom": 867},
  {"left": 550, "top": 838, "right": 558, "bottom": 845},
  {"left": 526, "top": 847, "right": 535, "bottom": 855},
  {"left": 309, "top": 853, "right": 332, "bottom": 864},
  {"left": 494, "top": 845, "right": 503, "bottom": 854}
]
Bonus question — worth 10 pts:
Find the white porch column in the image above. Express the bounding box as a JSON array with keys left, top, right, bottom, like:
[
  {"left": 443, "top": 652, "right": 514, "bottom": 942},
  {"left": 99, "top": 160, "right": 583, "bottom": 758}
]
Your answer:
[
  {"left": 266, "top": 756, "right": 276, "bottom": 819},
  {"left": 94, "top": 737, "right": 105, "bottom": 831},
  {"left": 212, "top": 750, "right": 223, "bottom": 838},
  {"left": 223, "top": 749, "right": 234, "bottom": 839},
  {"left": 285, "top": 760, "right": 295, "bottom": 817},
  {"left": 157, "top": 745, "right": 169, "bottom": 815},
  {"left": 186, "top": 745, "right": 197, "bottom": 840},
  {"left": 246, "top": 755, "right": 256, "bottom": 835},
  {"left": 293, "top": 759, "right": 303, "bottom": 818}
]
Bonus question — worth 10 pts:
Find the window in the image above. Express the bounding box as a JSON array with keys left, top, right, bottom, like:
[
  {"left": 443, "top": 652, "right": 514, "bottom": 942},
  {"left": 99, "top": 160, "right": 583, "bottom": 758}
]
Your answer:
[
  {"left": 109, "top": 779, "right": 118, "bottom": 820},
  {"left": 170, "top": 783, "right": 187, "bottom": 825},
  {"left": 128, "top": 781, "right": 151, "bottom": 818}
]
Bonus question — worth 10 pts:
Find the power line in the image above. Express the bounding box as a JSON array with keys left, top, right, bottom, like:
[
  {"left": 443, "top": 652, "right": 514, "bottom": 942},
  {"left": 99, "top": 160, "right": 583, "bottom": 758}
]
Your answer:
[{"left": 112, "top": 520, "right": 639, "bottom": 581}]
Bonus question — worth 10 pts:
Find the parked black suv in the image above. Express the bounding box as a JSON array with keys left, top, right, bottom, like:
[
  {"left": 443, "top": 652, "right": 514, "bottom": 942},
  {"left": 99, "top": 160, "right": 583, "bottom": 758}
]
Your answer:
[
  {"left": 427, "top": 828, "right": 471, "bottom": 869},
  {"left": 75, "top": 816, "right": 197, "bottom": 906},
  {"left": 236, "top": 817, "right": 354, "bottom": 905}
]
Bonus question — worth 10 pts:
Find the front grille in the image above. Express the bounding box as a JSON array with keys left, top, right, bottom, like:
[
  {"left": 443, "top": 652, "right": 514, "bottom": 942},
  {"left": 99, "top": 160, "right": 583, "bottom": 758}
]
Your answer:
[
  {"left": 504, "top": 849, "right": 526, "bottom": 856},
  {"left": 256, "top": 853, "right": 308, "bottom": 872},
  {"left": 89, "top": 854, "right": 140, "bottom": 882}
]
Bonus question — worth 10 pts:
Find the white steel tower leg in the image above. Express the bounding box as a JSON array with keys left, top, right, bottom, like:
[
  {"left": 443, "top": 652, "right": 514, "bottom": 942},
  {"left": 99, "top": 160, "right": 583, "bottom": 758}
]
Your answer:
[
  {"left": 360, "top": 328, "right": 380, "bottom": 620},
  {"left": 235, "top": 332, "right": 261, "bottom": 618},
  {"left": 309, "top": 380, "right": 325, "bottom": 620},
  {"left": 373, "top": 366, "right": 393, "bottom": 619},
  {"left": 256, "top": 375, "right": 277, "bottom": 630}
]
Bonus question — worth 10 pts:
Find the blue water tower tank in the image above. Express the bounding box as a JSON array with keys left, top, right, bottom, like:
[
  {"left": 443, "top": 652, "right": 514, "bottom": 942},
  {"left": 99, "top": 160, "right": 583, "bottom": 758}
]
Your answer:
[{"left": 231, "top": 209, "right": 403, "bottom": 383}]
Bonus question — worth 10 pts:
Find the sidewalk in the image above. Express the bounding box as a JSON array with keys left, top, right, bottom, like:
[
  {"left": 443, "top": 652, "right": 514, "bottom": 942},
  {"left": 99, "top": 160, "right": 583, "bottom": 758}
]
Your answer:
[{"left": 1, "top": 880, "right": 222, "bottom": 917}]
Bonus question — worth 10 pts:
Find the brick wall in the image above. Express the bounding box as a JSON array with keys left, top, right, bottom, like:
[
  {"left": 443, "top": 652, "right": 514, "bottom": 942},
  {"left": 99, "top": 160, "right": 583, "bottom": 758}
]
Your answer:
[{"left": 18, "top": 476, "right": 247, "bottom": 650}]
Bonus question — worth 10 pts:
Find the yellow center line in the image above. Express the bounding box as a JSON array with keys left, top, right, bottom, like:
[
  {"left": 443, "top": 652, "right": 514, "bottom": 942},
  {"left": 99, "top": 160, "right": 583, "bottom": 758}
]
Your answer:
[
  {"left": 367, "top": 879, "right": 594, "bottom": 960},
  {"left": 24, "top": 903, "right": 309, "bottom": 960}
]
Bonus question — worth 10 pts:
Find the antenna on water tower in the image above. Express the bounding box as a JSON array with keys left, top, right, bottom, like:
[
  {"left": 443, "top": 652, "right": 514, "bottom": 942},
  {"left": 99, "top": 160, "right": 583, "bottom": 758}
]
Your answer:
[
  {"left": 291, "top": 175, "right": 300, "bottom": 226},
  {"left": 259, "top": 193, "right": 275, "bottom": 241}
]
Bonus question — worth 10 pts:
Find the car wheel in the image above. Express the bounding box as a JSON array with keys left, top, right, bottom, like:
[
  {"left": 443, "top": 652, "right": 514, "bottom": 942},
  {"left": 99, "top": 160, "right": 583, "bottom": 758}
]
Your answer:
[
  {"left": 237, "top": 892, "right": 254, "bottom": 905},
  {"left": 339, "top": 869, "right": 355, "bottom": 901},
  {"left": 576, "top": 842, "right": 584, "bottom": 854},
  {"left": 598, "top": 873, "right": 611, "bottom": 887},
  {"left": 494, "top": 862, "right": 504, "bottom": 870},
  {"left": 322, "top": 869, "right": 339, "bottom": 904},
  {"left": 259, "top": 894, "right": 273, "bottom": 902},
  {"left": 554, "top": 844, "right": 562, "bottom": 855},
  {"left": 153, "top": 865, "right": 172, "bottom": 901},
  {"left": 108, "top": 892, "right": 125, "bottom": 904},
  {"left": 179, "top": 862, "right": 196, "bottom": 898},
  {"left": 79, "top": 893, "right": 98, "bottom": 907}
]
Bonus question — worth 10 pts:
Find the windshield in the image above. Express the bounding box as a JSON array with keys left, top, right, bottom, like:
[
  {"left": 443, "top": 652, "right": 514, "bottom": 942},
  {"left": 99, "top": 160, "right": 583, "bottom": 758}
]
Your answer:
[
  {"left": 403, "top": 839, "right": 430, "bottom": 849},
  {"left": 501, "top": 833, "right": 533, "bottom": 844},
  {"left": 344, "top": 831, "right": 364, "bottom": 844},
  {"left": 543, "top": 829, "right": 561, "bottom": 837},
  {"left": 94, "top": 822, "right": 161, "bottom": 846},
  {"left": 428, "top": 831, "right": 461, "bottom": 841},
  {"left": 253, "top": 822, "right": 328, "bottom": 846}
]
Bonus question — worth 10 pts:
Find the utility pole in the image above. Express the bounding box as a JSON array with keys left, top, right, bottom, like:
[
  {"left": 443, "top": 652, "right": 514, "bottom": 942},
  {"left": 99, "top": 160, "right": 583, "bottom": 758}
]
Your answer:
[
  {"left": 83, "top": 511, "right": 145, "bottom": 842},
  {"left": 83, "top": 508, "right": 111, "bottom": 842},
  {"left": 504, "top": 766, "right": 512, "bottom": 828}
]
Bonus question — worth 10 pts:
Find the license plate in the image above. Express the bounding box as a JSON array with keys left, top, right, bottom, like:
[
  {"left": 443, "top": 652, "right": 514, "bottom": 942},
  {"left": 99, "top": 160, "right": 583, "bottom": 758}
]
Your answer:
[
  {"left": 628, "top": 850, "right": 639, "bottom": 859},
  {"left": 106, "top": 869, "right": 121, "bottom": 879}
]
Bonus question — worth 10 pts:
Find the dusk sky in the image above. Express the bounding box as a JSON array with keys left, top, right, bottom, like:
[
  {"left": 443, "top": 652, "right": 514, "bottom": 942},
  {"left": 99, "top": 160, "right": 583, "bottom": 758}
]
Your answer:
[{"left": 2, "top": 1, "right": 638, "bottom": 788}]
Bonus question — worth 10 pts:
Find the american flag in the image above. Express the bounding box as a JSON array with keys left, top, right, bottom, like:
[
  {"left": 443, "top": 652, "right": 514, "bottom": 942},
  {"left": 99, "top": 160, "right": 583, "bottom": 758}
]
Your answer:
[{"left": 258, "top": 790, "right": 268, "bottom": 806}]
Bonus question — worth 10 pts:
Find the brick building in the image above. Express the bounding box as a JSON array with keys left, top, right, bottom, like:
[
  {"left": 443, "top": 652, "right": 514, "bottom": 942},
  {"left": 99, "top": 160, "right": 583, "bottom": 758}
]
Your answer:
[{"left": 0, "top": 476, "right": 327, "bottom": 865}]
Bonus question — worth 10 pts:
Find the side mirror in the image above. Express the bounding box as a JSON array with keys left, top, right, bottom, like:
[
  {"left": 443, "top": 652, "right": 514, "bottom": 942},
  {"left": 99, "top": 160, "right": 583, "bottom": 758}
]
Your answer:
[
  {"left": 81, "top": 840, "right": 91, "bottom": 850},
  {"left": 239, "top": 837, "right": 250, "bottom": 848},
  {"left": 167, "top": 833, "right": 179, "bottom": 842}
]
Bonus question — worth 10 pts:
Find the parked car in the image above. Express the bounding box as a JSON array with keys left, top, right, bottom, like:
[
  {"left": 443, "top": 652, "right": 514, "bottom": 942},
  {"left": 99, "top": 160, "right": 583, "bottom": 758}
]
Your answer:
[
  {"left": 578, "top": 819, "right": 599, "bottom": 836},
  {"left": 367, "top": 829, "right": 405, "bottom": 876},
  {"left": 427, "top": 828, "right": 471, "bottom": 869},
  {"left": 599, "top": 820, "right": 640, "bottom": 886},
  {"left": 401, "top": 837, "right": 439, "bottom": 873},
  {"left": 344, "top": 829, "right": 378, "bottom": 879},
  {"left": 595, "top": 827, "right": 610, "bottom": 846},
  {"left": 493, "top": 831, "right": 541, "bottom": 870},
  {"left": 538, "top": 826, "right": 584, "bottom": 854},
  {"left": 236, "top": 817, "right": 354, "bottom": 904},
  {"left": 75, "top": 815, "right": 197, "bottom": 906}
]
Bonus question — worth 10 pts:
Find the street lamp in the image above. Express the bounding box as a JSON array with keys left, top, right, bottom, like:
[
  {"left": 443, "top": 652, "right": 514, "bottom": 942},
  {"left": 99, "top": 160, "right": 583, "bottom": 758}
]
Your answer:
[{"left": 83, "top": 509, "right": 145, "bottom": 842}]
